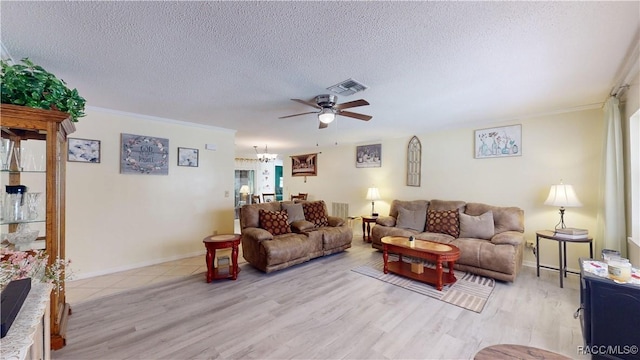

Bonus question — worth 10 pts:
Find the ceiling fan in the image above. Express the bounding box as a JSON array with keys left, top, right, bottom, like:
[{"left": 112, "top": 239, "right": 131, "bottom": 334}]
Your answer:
[{"left": 279, "top": 94, "right": 372, "bottom": 129}]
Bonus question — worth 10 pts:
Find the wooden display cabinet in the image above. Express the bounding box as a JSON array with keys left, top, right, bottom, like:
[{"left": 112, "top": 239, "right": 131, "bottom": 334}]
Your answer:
[{"left": 1, "top": 104, "right": 75, "bottom": 350}]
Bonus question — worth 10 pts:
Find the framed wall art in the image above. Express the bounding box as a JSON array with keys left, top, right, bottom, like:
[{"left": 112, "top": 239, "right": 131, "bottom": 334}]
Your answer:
[
  {"left": 120, "top": 133, "right": 169, "bottom": 175},
  {"left": 474, "top": 124, "right": 522, "bottom": 159},
  {"left": 177, "top": 147, "right": 199, "bottom": 167},
  {"left": 356, "top": 144, "right": 381, "bottom": 168},
  {"left": 291, "top": 153, "right": 318, "bottom": 177},
  {"left": 68, "top": 137, "right": 101, "bottom": 163}
]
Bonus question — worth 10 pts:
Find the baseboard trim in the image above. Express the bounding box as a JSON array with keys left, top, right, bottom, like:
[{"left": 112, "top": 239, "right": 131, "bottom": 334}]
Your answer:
[{"left": 72, "top": 250, "right": 206, "bottom": 280}]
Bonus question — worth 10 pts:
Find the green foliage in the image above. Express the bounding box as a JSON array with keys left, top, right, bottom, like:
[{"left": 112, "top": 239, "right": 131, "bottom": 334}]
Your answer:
[{"left": 1, "top": 58, "right": 86, "bottom": 122}]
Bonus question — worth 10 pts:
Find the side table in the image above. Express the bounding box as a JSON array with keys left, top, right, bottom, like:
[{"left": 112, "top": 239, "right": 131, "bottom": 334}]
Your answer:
[
  {"left": 203, "top": 234, "right": 241, "bottom": 282},
  {"left": 362, "top": 215, "right": 378, "bottom": 243},
  {"left": 536, "top": 230, "right": 593, "bottom": 288}
]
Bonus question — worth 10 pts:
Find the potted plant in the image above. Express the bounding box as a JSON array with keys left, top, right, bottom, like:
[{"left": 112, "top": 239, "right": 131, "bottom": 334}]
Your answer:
[{"left": 1, "top": 58, "right": 86, "bottom": 122}]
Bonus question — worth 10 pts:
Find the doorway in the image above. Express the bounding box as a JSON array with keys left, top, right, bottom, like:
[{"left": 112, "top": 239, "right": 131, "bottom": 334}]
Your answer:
[
  {"left": 275, "top": 165, "right": 283, "bottom": 201},
  {"left": 234, "top": 170, "right": 254, "bottom": 219}
]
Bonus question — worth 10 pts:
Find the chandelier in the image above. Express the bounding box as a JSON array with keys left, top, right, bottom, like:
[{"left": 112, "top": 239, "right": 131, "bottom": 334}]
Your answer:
[{"left": 254, "top": 145, "right": 278, "bottom": 163}]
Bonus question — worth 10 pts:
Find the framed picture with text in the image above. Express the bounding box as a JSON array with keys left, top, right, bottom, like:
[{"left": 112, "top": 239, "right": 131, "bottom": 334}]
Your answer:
[{"left": 120, "top": 133, "right": 169, "bottom": 175}]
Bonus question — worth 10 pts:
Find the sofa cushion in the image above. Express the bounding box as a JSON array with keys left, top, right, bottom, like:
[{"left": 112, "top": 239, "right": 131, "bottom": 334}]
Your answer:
[
  {"left": 389, "top": 199, "right": 429, "bottom": 219},
  {"left": 459, "top": 210, "right": 494, "bottom": 239},
  {"left": 426, "top": 210, "right": 460, "bottom": 238},
  {"left": 282, "top": 202, "right": 305, "bottom": 224},
  {"left": 291, "top": 220, "right": 315, "bottom": 232},
  {"left": 259, "top": 209, "right": 292, "bottom": 236},
  {"left": 302, "top": 201, "right": 329, "bottom": 228},
  {"left": 465, "top": 202, "right": 524, "bottom": 233},
  {"left": 396, "top": 207, "right": 427, "bottom": 232}
]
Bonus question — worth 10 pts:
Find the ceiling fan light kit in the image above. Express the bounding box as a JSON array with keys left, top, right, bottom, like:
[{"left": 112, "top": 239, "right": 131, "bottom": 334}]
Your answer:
[
  {"left": 280, "top": 94, "right": 372, "bottom": 129},
  {"left": 318, "top": 108, "right": 336, "bottom": 124}
]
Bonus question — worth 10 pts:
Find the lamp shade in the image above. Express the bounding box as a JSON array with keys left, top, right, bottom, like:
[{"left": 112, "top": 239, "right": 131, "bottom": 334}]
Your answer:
[
  {"left": 544, "top": 183, "right": 582, "bottom": 207},
  {"left": 366, "top": 187, "right": 381, "bottom": 201},
  {"left": 239, "top": 185, "right": 250, "bottom": 194}
]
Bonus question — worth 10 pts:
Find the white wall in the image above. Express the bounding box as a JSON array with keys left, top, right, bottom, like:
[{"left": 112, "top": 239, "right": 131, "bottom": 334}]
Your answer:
[
  {"left": 284, "top": 108, "right": 604, "bottom": 271},
  {"left": 66, "top": 108, "right": 236, "bottom": 278}
]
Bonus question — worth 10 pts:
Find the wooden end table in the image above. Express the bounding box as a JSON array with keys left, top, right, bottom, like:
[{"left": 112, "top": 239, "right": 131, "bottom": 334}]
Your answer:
[
  {"left": 362, "top": 215, "right": 378, "bottom": 243},
  {"left": 382, "top": 236, "right": 460, "bottom": 291},
  {"left": 535, "top": 230, "right": 593, "bottom": 288},
  {"left": 203, "top": 234, "right": 241, "bottom": 282}
]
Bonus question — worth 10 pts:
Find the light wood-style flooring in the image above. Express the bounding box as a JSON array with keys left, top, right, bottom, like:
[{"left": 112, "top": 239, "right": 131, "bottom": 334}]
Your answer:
[{"left": 55, "top": 237, "right": 587, "bottom": 360}]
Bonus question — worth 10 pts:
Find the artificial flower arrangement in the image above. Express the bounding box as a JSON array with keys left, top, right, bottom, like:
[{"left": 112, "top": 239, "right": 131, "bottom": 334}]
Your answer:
[{"left": 0, "top": 248, "right": 72, "bottom": 292}]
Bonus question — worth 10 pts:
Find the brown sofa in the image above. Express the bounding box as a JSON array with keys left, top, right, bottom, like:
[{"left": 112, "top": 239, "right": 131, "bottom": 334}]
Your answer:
[
  {"left": 371, "top": 199, "right": 524, "bottom": 282},
  {"left": 240, "top": 200, "right": 352, "bottom": 273}
]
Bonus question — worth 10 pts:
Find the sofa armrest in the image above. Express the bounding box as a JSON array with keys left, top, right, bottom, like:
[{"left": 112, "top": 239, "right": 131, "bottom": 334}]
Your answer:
[
  {"left": 327, "top": 216, "right": 345, "bottom": 227},
  {"left": 242, "top": 227, "right": 274, "bottom": 241},
  {"left": 376, "top": 216, "right": 396, "bottom": 227},
  {"left": 491, "top": 231, "right": 524, "bottom": 246}
]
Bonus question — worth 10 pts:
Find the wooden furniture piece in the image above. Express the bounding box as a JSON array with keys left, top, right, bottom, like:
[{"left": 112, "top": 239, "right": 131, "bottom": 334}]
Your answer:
[
  {"left": 474, "top": 344, "right": 571, "bottom": 360},
  {"left": 251, "top": 195, "right": 261, "bottom": 204},
  {"left": 297, "top": 193, "right": 308, "bottom": 200},
  {"left": 578, "top": 258, "right": 640, "bottom": 360},
  {"left": 262, "top": 193, "right": 276, "bottom": 203},
  {"left": 382, "top": 236, "right": 460, "bottom": 291},
  {"left": 0, "top": 282, "right": 53, "bottom": 360},
  {"left": 1, "top": 104, "right": 75, "bottom": 350},
  {"left": 203, "top": 234, "right": 241, "bottom": 282},
  {"left": 361, "top": 215, "right": 377, "bottom": 242},
  {"left": 536, "top": 230, "right": 593, "bottom": 288}
]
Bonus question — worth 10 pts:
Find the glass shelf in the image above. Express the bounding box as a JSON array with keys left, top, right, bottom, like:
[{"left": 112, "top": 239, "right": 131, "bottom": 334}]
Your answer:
[
  {"left": 1, "top": 169, "right": 47, "bottom": 174},
  {"left": 0, "top": 218, "right": 46, "bottom": 226}
]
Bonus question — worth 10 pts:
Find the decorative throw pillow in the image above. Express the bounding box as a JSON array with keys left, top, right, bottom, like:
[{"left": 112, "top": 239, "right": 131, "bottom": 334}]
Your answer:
[
  {"left": 426, "top": 210, "right": 460, "bottom": 238},
  {"left": 281, "top": 203, "right": 305, "bottom": 224},
  {"left": 459, "top": 210, "right": 495, "bottom": 239},
  {"left": 302, "top": 201, "right": 329, "bottom": 228},
  {"left": 258, "top": 209, "right": 291, "bottom": 236},
  {"left": 396, "top": 207, "right": 427, "bottom": 232}
]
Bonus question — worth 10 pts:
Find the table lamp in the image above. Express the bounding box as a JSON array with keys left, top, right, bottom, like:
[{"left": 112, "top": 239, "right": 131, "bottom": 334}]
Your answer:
[
  {"left": 366, "top": 187, "right": 381, "bottom": 216},
  {"left": 239, "top": 185, "right": 250, "bottom": 203},
  {"left": 544, "top": 181, "right": 582, "bottom": 229}
]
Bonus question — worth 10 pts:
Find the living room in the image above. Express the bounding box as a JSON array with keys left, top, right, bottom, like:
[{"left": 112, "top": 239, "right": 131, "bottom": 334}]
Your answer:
[{"left": 1, "top": 1, "right": 639, "bottom": 359}]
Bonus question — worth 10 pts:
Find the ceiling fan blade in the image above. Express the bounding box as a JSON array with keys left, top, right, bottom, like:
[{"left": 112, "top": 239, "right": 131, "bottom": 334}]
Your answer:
[
  {"left": 334, "top": 99, "right": 369, "bottom": 110},
  {"left": 279, "top": 111, "right": 318, "bottom": 119},
  {"left": 319, "top": 121, "right": 329, "bottom": 129},
  {"left": 338, "top": 110, "right": 372, "bottom": 121},
  {"left": 291, "top": 98, "right": 321, "bottom": 109}
]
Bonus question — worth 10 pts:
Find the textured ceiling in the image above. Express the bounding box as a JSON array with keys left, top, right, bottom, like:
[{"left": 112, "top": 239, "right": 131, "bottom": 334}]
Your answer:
[{"left": 2, "top": 1, "right": 638, "bottom": 156}]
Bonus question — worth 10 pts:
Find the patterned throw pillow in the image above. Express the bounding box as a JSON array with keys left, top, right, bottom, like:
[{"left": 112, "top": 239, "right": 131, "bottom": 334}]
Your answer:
[
  {"left": 259, "top": 209, "right": 291, "bottom": 236},
  {"left": 302, "top": 201, "right": 329, "bottom": 228},
  {"left": 426, "top": 210, "right": 460, "bottom": 238}
]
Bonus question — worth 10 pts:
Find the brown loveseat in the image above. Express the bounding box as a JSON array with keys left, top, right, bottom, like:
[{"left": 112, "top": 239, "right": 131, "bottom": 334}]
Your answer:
[
  {"left": 240, "top": 200, "right": 352, "bottom": 273},
  {"left": 371, "top": 199, "right": 524, "bottom": 282}
]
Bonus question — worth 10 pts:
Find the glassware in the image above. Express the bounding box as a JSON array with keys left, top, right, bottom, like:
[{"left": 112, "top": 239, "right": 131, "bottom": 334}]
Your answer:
[
  {"left": 26, "top": 192, "right": 42, "bottom": 220},
  {"left": 13, "top": 147, "right": 25, "bottom": 171},
  {"left": 0, "top": 139, "right": 14, "bottom": 171}
]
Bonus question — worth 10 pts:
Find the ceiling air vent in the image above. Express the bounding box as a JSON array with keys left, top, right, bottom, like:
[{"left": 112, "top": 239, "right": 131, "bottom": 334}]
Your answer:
[{"left": 327, "top": 78, "right": 368, "bottom": 96}]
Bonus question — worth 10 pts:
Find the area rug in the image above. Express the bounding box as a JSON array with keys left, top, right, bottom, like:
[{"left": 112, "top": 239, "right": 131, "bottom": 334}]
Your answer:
[{"left": 351, "top": 256, "right": 495, "bottom": 313}]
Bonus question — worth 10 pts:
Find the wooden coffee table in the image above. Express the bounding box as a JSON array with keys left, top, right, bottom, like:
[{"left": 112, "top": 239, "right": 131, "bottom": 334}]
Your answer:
[{"left": 381, "top": 236, "right": 461, "bottom": 291}]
